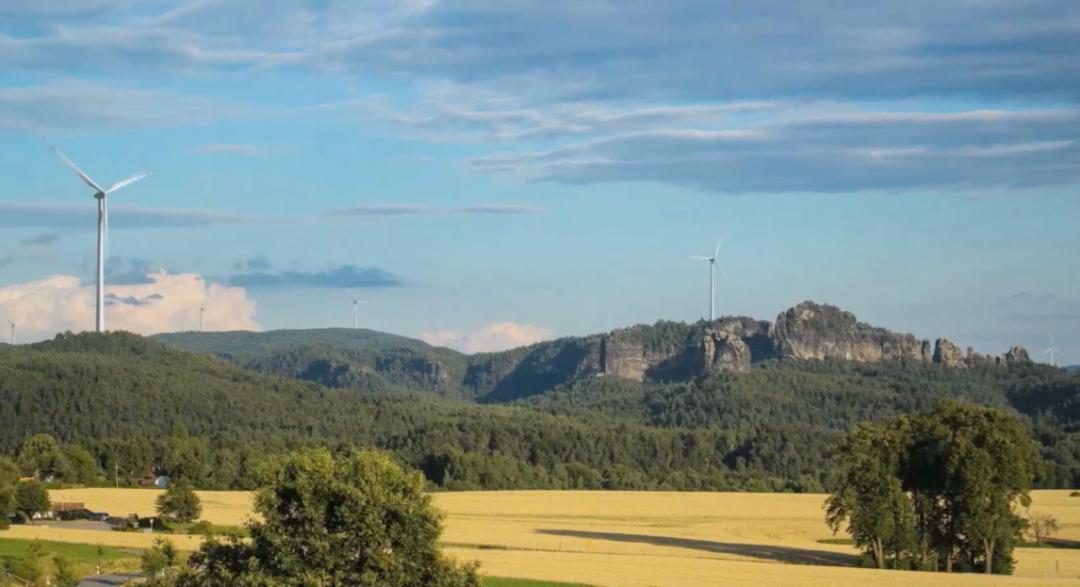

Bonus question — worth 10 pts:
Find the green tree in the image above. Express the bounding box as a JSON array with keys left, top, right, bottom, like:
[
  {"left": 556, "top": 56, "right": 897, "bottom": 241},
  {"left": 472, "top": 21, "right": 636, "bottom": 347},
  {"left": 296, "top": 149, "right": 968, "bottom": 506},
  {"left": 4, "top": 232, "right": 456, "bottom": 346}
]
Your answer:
[
  {"left": 142, "top": 538, "right": 179, "bottom": 579},
  {"left": 156, "top": 480, "right": 202, "bottom": 523},
  {"left": 16, "top": 434, "right": 65, "bottom": 481},
  {"left": 826, "top": 422, "right": 914, "bottom": 568},
  {"left": 14, "top": 481, "right": 50, "bottom": 525},
  {"left": 174, "top": 448, "right": 479, "bottom": 586},
  {"left": 0, "top": 456, "right": 22, "bottom": 529},
  {"left": 53, "top": 556, "right": 79, "bottom": 587}
]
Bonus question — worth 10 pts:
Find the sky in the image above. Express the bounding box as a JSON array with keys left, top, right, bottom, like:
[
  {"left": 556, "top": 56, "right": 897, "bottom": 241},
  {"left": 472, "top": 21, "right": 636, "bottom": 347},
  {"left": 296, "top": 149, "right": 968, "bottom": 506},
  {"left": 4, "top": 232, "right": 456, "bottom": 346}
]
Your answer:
[{"left": 0, "top": 0, "right": 1078, "bottom": 360}]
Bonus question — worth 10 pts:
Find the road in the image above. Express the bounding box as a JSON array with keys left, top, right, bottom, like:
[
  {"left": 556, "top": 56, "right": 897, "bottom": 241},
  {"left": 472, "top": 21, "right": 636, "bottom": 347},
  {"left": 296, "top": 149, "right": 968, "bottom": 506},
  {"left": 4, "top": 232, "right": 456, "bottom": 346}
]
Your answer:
[{"left": 77, "top": 573, "right": 142, "bottom": 586}]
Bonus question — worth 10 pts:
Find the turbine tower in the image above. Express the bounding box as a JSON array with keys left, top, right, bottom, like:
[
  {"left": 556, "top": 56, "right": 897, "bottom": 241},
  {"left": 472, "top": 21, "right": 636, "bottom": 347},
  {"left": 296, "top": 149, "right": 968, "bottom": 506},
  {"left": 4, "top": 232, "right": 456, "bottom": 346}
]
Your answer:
[
  {"left": 52, "top": 147, "right": 149, "bottom": 333},
  {"left": 349, "top": 291, "right": 366, "bottom": 329},
  {"left": 7, "top": 321, "right": 14, "bottom": 345},
  {"left": 690, "top": 237, "right": 727, "bottom": 321},
  {"left": 199, "top": 303, "right": 206, "bottom": 333},
  {"left": 1043, "top": 333, "right": 1062, "bottom": 367}
]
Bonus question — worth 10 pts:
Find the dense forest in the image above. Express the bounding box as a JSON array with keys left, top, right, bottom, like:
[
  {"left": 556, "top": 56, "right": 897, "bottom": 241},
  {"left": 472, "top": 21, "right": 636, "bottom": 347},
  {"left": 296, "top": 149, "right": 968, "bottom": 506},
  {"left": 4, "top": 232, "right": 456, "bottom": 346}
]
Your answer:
[{"left": 2, "top": 331, "right": 1078, "bottom": 492}]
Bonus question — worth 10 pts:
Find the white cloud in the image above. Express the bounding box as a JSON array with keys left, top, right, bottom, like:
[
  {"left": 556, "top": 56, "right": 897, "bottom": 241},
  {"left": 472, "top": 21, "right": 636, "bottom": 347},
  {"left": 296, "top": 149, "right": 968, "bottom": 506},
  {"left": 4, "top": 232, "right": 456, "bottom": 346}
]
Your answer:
[
  {"left": 0, "top": 272, "right": 260, "bottom": 342},
  {"left": 420, "top": 321, "right": 552, "bottom": 353}
]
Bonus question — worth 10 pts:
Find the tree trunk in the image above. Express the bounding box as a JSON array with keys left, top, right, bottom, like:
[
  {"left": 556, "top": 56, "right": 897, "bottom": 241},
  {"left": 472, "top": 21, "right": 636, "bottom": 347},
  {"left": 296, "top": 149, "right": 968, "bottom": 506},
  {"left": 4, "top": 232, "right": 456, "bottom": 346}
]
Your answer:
[
  {"left": 944, "top": 550, "right": 953, "bottom": 573},
  {"left": 873, "top": 538, "right": 885, "bottom": 569},
  {"left": 984, "top": 539, "right": 994, "bottom": 574}
]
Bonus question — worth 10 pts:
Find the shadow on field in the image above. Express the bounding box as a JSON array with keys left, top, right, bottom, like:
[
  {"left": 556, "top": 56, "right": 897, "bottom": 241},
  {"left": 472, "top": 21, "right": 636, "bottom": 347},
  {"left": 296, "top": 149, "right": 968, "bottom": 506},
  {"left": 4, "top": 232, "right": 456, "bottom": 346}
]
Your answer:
[{"left": 537, "top": 529, "right": 859, "bottom": 567}]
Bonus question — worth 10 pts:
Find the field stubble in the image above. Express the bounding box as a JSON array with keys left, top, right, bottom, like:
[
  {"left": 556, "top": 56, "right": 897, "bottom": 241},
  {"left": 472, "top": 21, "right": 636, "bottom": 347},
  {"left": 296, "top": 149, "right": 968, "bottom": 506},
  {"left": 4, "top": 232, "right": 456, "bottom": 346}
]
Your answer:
[{"left": 22, "top": 488, "right": 1080, "bottom": 586}]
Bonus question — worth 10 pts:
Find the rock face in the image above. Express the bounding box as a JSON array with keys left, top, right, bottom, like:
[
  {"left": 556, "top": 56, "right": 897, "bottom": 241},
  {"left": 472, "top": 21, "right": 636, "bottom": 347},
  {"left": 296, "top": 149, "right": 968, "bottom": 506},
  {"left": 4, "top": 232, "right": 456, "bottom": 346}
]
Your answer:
[
  {"left": 701, "top": 330, "right": 751, "bottom": 373},
  {"left": 485, "top": 301, "right": 1034, "bottom": 386},
  {"left": 1005, "top": 346, "right": 1031, "bottom": 364},
  {"left": 770, "top": 302, "right": 928, "bottom": 363},
  {"left": 933, "top": 338, "right": 967, "bottom": 368}
]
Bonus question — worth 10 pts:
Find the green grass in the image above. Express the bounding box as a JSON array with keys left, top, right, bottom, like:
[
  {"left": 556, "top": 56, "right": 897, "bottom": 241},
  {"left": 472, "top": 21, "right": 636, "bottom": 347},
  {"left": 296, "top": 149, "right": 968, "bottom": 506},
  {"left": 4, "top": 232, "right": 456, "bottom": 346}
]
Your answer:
[
  {"left": 483, "top": 578, "right": 592, "bottom": 587},
  {"left": 0, "top": 538, "right": 136, "bottom": 562},
  {"left": 164, "top": 521, "right": 249, "bottom": 538}
]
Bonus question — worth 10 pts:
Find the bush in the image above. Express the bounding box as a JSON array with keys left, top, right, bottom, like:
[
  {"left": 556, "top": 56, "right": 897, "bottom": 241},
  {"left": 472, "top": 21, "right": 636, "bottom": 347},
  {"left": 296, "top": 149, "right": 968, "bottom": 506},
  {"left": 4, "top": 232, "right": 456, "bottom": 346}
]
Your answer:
[{"left": 172, "top": 448, "right": 479, "bottom": 586}]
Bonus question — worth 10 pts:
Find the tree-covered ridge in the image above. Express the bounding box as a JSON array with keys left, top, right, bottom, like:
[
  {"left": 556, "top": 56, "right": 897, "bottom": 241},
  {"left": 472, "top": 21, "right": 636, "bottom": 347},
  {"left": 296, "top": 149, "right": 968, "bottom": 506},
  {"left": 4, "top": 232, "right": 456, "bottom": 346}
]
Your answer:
[{"left": 0, "top": 332, "right": 806, "bottom": 492}]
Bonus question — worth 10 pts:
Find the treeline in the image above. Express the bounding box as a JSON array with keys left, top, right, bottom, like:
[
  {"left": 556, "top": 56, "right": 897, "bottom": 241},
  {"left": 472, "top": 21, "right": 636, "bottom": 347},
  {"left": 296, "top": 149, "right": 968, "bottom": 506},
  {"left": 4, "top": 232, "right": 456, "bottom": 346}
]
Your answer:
[
  {"left": 1, "top": 332, "right": 1077, "bottom": 492},
  {"left": 522, "top": 359, "right": 1080, "bottom": 487}
]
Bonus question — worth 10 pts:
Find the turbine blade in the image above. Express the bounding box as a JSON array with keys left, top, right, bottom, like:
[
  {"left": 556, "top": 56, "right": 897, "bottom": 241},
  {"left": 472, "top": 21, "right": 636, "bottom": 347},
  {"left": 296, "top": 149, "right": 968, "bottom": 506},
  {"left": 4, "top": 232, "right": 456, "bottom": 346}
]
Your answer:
[
  {"left": 689, "top": 256, "right": 710, "bottom": 260},
  {"left": 52, "top": 146, "right": 105, "bottom": 193},
  {"left": 714, "top": 237, "right": 722, "bottom": 259},
  {"left": 106, "top": 172, "right": 149, "bottom": 194},
  {"left": 716, "top": 263, "right": 729, "bottom": 280}
]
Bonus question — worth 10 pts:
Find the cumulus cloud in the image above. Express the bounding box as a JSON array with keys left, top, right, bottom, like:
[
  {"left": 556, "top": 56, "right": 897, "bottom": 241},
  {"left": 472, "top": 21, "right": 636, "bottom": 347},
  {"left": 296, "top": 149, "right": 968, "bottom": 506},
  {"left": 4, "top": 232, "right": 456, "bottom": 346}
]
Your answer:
[
  {"left": 0, "top": 272, "right": 260, "bottom": 342},
  {"left": 420, "top": 322, "right": 553, "bottom": 353}
]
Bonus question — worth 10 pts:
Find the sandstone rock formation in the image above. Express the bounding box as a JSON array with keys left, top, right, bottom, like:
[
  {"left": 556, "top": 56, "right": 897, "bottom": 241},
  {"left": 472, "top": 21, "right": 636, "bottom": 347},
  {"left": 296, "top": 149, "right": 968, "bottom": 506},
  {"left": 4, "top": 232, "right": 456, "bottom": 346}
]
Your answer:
[
  {"left": 770, "top": 301, "right": 928, "bottom": 363},
  {"left": 701, "top": 329, "right": 751, "bottom": 373},
  {"left": 1005, "top": 346, "right": 1031, "bottom": 364},
  {"left": 933, "top": 338, "right": 967, "bottom": 368}
]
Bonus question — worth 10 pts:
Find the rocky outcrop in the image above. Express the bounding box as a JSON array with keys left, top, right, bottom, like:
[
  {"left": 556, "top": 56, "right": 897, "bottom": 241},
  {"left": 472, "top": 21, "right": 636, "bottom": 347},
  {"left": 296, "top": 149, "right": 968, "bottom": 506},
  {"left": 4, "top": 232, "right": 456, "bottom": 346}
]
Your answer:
[
  {"left": 933, "top": 338, "right": 966, "bottom": 368},
  {"left": 1005, "top": 346, "right": 1031, "bottom": 364},
  {"left": 771, "top": 302, "right": 928, "bottom": 363},
  {"left": 701, "top": 330, "right": 751, "bottom": 373},
  {"left": 601, "top": 329, "right": 658, "bottom": 381}
]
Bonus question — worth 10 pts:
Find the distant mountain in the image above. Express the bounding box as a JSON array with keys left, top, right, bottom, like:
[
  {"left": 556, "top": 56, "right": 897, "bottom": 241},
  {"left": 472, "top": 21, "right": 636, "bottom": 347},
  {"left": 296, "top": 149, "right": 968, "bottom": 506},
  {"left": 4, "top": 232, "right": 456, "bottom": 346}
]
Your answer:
[
  {"left": 1065, "top": 365, "right": 1080, "bottom": 373},
  {"left": 155, "top": 301, "right": 1034, "bottom": 404}
]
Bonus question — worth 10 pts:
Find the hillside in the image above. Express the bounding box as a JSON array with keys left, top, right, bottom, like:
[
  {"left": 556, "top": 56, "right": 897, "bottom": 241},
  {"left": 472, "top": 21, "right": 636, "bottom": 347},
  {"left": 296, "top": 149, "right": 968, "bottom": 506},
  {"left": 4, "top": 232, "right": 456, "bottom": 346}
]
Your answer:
[
  {"left": 0, "top": 332, "right": 808, "bottom": 491},
  {"left": 154, "top": 301, "right": 1036, "bottom": 403}
]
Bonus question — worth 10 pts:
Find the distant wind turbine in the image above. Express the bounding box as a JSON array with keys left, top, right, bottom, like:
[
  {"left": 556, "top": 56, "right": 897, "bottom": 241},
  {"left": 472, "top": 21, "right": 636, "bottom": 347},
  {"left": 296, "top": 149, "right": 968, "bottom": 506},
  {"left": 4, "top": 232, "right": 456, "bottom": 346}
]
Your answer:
[
  {"left": 7, "top": 320, "right": 14, "bottom": 345},
  {"left": 1043, "top": 333, "right": 1063, "bottom": 367},
  {"left": 52, "top": 146, "right": 149, "bottom": 333},
  {"left": 349, "top": 291, "right": 367, "bottom": 329},
  {"left": 199, "top": 303, "right": 206, "bottom": 333},
  {"left": 690, "top": 237, "right": 727, "bottom": 321}
]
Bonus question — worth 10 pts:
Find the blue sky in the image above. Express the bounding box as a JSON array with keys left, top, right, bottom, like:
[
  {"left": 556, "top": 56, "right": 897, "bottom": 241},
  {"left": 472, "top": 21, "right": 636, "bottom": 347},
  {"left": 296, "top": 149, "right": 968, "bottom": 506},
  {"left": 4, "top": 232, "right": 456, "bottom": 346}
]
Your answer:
[{"left": 0, "top": 1, "right": 1078, "bottom": 360}]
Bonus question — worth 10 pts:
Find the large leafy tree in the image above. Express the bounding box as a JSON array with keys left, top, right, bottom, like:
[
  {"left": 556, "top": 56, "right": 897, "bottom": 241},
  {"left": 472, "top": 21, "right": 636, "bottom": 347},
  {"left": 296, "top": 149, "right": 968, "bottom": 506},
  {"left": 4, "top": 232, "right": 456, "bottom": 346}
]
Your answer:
[
  {"left": 172, "top": 448, "right": 478, "bottom": 586},
  {"left": 156, "top": 480, "right": 202, "bottom": 523},
  {"left": 14, "top": 480, "right": 50, "bottom": 525},
  {"left": 826, "top": 423, "right": 914, "bottom": 568},
  {"left": 828, "top": 402, "right": 1040, "bottom": 575}
]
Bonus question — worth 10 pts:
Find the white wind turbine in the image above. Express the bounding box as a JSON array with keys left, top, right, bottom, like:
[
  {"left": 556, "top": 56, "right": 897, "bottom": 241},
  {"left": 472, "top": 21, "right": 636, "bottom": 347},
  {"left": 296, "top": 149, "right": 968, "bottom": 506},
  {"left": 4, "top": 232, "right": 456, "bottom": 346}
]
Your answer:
[
  {"left": 199, "top": 303, "right": 206, "bottom": 333},
  {"left": 349, "top": 291, "right": 367, "bottom": 329},
  {"left": 7, "top": 320, "right": 14, "bottom": 345},
  {"left": 52, "top": 147, "right": 149, "bottom": 333},
  {"left": 690, "top": 237, "right": 727, "bottom": 321},
  {"left": 1043, "top": 333, "right": 1062, "bottom": 367}
]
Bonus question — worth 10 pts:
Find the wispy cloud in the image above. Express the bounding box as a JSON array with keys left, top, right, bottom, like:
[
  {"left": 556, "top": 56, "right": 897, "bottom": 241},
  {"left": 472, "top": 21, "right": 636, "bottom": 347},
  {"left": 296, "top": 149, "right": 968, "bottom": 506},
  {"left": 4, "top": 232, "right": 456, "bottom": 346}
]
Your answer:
[
  {"left": 327, "top": 203, "right": 543, "bottom": 217},
  {"left": 18, "top": 233, "right": 60, "bottom": 248},
  {"left": 195, "top": 143, "right": 280, "bottom": 156},
  {"left": 0, "top": 84, "right": 247, "bottom": 133},
  {"left": 229, "top": 265, "right": 402, "bottom": 289},
  {"left": 0, "top": 202, "right": 280, "bottom": 229}
]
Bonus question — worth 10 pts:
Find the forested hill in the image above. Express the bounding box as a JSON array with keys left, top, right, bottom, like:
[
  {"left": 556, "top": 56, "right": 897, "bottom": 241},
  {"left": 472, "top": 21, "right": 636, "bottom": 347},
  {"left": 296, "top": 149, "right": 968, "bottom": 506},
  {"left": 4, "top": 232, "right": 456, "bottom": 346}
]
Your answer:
[
  {"left": 4, "top": 330, "right": 1078, "bottom": 491},
  {"left": 1, "top": 331, "right": 820, "bottom": 492},
  {"left": 153, "top": 300, "right": 1040, "bottom": 404}
]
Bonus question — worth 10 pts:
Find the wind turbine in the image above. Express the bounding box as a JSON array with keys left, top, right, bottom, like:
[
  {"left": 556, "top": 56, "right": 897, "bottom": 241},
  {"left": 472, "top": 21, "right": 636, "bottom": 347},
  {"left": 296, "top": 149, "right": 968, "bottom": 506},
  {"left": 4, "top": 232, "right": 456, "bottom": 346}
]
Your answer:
[
  {"left": 348, "top": 291, "right": 366, "bottom": 329},
  {"left": 199, "top": 303, "right": 206, "bottom": 333},
  {"left": 690, "top": 237, "right": 727, "bottom": 321},
  {"left": 52, "top": 147, "right": 149, "bottom": 333},
  {"left": 7, "top": 320, "right": 14, "bottom": 345},
  {"left": 1043, "top": 333, "right": 1063, "bottom": 367}
]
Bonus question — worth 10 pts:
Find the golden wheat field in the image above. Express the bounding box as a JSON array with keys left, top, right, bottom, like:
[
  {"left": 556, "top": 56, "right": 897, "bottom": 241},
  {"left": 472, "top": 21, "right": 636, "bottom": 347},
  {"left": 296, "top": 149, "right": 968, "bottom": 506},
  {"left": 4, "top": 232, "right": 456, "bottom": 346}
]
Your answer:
[{"left": 18, "top": 488, "right": 1079, "bottom": 586}]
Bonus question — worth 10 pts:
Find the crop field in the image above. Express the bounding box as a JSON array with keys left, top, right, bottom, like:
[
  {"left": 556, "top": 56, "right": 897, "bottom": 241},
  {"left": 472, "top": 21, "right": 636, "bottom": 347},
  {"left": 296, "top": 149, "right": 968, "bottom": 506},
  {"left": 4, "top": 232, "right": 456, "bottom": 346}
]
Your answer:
[{"left": 19, "top": 488, "right": 1080, "bottom": 586}]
